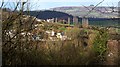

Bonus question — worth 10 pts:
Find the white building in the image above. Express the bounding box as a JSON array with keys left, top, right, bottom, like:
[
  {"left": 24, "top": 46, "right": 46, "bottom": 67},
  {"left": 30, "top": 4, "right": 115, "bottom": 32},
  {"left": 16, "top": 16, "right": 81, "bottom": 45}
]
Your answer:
[
  {"left": 51, "top": 31, "right": 55, "bottom": 36},
  {"left": 56, "top": 33, "right": 62, "bottom": 39},
  {"left": 47, "top": 18, "right": 54, "bottom": 23},
  {"left": 36, "top": 18, "right": 42, "bottom": 22}
]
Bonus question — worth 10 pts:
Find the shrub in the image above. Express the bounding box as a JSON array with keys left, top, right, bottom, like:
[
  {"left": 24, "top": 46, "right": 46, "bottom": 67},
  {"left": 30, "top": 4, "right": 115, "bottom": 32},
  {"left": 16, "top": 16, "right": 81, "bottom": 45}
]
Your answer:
[{"left": 92, "top": 29, "right": 109, "bottom": 64}]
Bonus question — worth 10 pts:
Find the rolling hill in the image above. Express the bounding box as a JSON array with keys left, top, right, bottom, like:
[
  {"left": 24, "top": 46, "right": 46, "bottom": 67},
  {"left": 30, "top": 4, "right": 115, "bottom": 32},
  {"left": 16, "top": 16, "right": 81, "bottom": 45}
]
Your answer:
[
  {"left": 49, "top": 6, "right": 118, "bottom": 18},
  {"left": 23, "top": 10, "right": 74, "bottom": 21}
]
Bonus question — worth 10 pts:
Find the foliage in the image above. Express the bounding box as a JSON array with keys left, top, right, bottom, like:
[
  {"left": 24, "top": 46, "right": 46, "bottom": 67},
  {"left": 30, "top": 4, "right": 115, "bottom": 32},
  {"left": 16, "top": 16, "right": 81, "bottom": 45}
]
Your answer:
[
  {"left": 2, "top": 2, "right": 117, "bottom": 65},
  {"left": 93, "top": 28, "right": 109, "bottom": 63},
  {"left": 59, "top": 27, "right": 66, "bottom": 31}
]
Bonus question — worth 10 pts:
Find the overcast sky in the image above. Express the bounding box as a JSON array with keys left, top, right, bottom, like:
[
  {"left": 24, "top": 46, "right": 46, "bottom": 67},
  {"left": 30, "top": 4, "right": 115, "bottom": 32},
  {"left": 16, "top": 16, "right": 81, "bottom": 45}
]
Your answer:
[
  {"left": 1, "top": 0, "right": 118, "bottom": 2},
  {"left": 0, "top": 0, "right": 120, "bottom": 10}
]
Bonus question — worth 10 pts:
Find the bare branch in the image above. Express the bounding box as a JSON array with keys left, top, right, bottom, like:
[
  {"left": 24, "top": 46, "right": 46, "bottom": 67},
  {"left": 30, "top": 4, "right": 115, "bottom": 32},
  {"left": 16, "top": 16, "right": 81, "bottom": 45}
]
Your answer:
[
  {"left": 2, "top": 0, "right": 9, "bottom": 8},
  {"left": 8, "top": 2, "right": 13, "bottom": 10},
  {"left": 0, "top": 1, "right": 4, "bottom": 8},
  {"left": 82, "top": 5, "right": 90, "bottom": 11},
  {"left": 84, "top": 0, "right": 104, "bottom": 17}
]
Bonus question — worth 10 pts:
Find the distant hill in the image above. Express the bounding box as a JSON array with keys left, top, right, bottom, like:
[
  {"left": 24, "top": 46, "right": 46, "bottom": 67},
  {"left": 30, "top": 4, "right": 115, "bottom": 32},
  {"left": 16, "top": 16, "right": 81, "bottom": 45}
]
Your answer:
[
  {"left": 23, "top": 10, "right": 75, "bottom": 21},
  {"left": 49, "top": 6, "right": 118, "bottom": 18},
  {"left": 23, "top": 10, "right": 119, "bottom": 24},
  {"left": 2, "top": 8, "right": 119, "bottom": 27}
]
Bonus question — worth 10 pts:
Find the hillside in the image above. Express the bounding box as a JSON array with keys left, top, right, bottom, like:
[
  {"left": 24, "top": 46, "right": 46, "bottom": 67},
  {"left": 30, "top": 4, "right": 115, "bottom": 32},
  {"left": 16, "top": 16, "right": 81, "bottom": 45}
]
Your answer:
[
  {"left": 23, "top": 10, "right": 119, "bottom": 26},
  {"left": 2, "top": 8, "right": 120, "bottom": 65},
  {"left": 23, "top": 10, "right": 74, "bottom": 21},
  {"left": 49, "top": 6, "right": 118, "bottom": 18}
]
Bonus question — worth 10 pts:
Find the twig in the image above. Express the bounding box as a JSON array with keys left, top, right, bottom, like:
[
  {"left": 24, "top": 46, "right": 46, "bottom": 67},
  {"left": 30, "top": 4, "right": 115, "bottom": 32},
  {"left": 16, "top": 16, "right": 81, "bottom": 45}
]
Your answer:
[{"left": 83, "top": 0, "right": 104, "bottom": 17}]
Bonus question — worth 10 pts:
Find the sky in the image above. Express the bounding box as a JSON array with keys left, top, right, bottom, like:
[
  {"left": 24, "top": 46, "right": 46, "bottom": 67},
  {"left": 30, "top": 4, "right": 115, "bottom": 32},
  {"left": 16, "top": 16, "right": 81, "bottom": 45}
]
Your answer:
[{"left": 0, "top": 0, "right": 120, "bottom": 10}]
